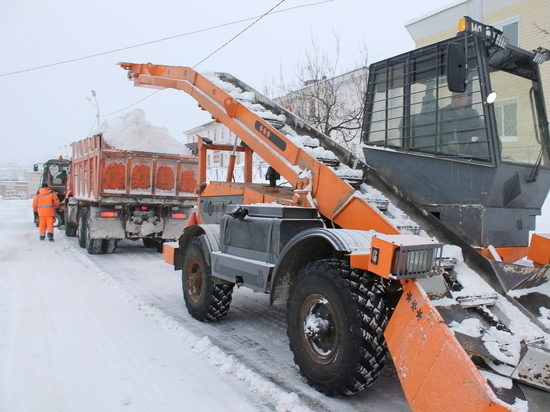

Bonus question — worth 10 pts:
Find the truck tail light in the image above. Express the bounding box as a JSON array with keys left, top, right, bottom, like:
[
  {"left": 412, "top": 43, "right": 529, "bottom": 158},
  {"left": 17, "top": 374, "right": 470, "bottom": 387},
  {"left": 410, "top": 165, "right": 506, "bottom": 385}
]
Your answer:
[
  {"left": 140, "top": 206, "right": 149, "bottom": 211},
  {"left": 171, "top": 213, "right": 187, "bottom": 219},
  {"left": 99, "top": 211, "right": 118, "bottom": 218}
]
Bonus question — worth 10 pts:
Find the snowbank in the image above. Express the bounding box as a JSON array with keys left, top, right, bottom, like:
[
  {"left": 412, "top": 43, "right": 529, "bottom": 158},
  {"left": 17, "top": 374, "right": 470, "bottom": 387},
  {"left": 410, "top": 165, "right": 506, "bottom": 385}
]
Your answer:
[{"left": 97, "top": 108, "right": 191, "bottom": 155}]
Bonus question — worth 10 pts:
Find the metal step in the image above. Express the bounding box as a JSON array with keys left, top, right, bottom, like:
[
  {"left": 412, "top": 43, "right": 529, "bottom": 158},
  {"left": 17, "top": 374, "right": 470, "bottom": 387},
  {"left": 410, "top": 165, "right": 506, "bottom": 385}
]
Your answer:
[{"left": 365, "top": 198, "right": 389, "bottom": 211}]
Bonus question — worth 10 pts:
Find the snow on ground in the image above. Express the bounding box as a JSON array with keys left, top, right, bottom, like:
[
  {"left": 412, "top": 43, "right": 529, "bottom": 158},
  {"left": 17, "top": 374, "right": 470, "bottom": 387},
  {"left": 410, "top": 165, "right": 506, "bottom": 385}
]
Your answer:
[
  {"left": 0, "top": 200, "right": 270, "bottom": 411},
  {"left": 0, "top": 199, "right": 410, "bottom": 412}
]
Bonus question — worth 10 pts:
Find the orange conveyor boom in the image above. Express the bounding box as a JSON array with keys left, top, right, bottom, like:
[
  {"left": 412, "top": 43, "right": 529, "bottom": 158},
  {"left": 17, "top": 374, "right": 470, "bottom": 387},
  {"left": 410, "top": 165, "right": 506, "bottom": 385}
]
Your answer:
[
  {"left": 118, "top": 62, "right": 398, "bottom": 235},
  {"left": 119, "top": 62, "right": 519, "bottom": 411}
]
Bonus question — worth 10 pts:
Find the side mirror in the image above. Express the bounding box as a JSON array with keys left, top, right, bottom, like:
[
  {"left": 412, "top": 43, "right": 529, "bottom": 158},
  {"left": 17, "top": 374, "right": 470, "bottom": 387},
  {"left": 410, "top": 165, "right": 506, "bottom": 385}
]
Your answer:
[{"left": 447, "top": 43, "right": 467, "bottom": 93}]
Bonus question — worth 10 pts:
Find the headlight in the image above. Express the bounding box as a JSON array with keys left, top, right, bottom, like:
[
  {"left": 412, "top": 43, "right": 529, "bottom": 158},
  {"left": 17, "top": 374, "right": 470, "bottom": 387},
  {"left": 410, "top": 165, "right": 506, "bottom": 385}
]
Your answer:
[{"left": 392, "top": 245, "right": 442, "bottom": 278}]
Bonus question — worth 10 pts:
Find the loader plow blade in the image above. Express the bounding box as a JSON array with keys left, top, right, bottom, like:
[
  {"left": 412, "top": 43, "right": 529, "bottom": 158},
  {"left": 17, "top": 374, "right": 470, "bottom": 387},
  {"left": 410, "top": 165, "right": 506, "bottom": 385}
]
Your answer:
[
  {"left": 421, "top": 262, "right": 550, "bottom": 395},
  {"left": 498, "top": 263, "right": 550, "bottom": 328}
]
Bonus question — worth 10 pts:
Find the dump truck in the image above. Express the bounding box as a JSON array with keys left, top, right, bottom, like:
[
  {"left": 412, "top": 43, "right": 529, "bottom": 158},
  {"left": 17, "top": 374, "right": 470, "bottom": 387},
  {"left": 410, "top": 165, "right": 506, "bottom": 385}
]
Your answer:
[
  {"left": 33, "top": 156, "right": 71, "bottom": 226},
  {"left": 63, "top": 134, "right": 197, "bottom": 254},
  {"left": 120, "top": 17, "right": 550, "bottom": 411}
]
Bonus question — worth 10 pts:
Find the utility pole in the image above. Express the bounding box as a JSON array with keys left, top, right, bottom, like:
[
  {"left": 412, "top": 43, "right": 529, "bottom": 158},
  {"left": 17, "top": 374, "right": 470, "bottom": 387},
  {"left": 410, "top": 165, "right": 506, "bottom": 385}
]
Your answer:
[{"left": 470, "top": 0, "right": 483, "bottom": 22}]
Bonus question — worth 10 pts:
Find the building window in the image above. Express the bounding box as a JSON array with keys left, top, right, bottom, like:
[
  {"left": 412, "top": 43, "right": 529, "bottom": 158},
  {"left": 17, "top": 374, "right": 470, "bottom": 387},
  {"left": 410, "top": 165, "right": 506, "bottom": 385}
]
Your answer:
[{"left": 493, "top": 16, "right": 519, "bottom": 47}]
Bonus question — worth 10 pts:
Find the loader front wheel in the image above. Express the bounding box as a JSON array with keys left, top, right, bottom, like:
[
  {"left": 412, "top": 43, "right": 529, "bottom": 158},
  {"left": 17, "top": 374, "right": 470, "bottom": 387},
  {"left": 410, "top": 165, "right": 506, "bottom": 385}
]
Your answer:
[
  {"left": 287, "top": 259, "right": 388, "bottom": 396},
  {"left": 182, "top": 236, "right": 234, "bottom": 321}
]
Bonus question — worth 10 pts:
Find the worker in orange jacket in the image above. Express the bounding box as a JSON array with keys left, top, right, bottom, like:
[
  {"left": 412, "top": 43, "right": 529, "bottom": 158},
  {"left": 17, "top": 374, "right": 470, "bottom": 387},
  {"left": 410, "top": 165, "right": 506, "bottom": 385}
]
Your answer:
[{"left": 32, "top": 183, "right": 60, "bottom": 241}]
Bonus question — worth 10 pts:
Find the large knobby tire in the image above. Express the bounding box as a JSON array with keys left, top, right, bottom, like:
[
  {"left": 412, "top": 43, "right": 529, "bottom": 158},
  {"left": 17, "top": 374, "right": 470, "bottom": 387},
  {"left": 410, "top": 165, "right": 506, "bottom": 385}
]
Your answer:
[
  {"left": 182, "top": 236, "right": 234, "bottom": 321},
  {"left": 85, "top": 210, "right": 102, "bottom": 254},
  {"left": 287, "top": 259, "right": 388, "bottom": 396},
  {"left": 78, "top": 208, "right": 88, "bottom": 248}
]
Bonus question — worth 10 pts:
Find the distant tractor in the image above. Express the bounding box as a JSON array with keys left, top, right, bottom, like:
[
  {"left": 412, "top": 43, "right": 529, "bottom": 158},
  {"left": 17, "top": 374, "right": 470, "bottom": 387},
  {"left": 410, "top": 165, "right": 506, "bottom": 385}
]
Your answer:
[{"left": 33, "top": 156, "right": 70, "bottom": 227}]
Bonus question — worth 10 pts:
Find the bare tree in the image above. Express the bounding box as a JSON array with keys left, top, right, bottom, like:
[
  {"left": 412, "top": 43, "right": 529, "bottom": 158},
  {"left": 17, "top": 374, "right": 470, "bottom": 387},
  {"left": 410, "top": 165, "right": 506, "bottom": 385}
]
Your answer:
[
  {"left": 265, "top": 35, "right": 369, "bottom": 155},
  {"left": 535, "top": 23, "right": 550, "bottom": 41}
]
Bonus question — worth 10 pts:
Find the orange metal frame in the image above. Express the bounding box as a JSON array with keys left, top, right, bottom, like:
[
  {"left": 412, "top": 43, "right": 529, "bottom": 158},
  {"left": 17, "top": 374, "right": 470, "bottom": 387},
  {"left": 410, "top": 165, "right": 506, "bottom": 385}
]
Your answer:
[{"left": 120, "top": 63, "right": 521, "bottom": 411}]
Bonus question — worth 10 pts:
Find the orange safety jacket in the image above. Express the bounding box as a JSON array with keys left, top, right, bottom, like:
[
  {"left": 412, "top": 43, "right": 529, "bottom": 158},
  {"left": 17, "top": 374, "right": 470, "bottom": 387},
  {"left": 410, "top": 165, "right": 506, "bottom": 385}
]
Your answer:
[{"left": 33, "top": 187, "right": 60, "bottom": 217}]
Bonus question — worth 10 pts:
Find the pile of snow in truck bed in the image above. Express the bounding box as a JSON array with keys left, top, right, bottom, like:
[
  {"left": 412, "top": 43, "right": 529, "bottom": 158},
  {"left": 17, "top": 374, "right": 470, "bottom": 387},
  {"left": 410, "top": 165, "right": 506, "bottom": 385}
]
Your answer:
[{"left": 97, "top": 108, "right": 192, "bottom": 155}]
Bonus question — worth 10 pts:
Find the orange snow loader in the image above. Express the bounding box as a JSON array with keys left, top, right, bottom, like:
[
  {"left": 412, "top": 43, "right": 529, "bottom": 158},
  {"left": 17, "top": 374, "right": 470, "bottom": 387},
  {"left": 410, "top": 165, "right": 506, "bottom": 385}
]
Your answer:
[{"left": 120, "top": 17, "right": 550, "bottom": 411}]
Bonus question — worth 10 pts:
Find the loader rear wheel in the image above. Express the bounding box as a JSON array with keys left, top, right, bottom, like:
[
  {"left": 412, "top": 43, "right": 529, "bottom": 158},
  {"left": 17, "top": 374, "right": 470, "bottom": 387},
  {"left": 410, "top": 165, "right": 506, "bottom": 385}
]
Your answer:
[
  {"left": 287, "top": 259, "right": 388, "bottom": 396},
  {"left": 182, "top": 236, "right": 234, "bottom": 321}
]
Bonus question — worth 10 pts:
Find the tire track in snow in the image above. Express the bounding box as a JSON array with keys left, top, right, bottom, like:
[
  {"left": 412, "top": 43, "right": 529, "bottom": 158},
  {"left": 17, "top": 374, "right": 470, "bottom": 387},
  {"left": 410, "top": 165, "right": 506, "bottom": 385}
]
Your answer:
[
  {"left": 61, "top": 236, "right": 318, "bottom": 412},
  {"left": 58, "top": 235, "right": 408, "bottom": 411}
]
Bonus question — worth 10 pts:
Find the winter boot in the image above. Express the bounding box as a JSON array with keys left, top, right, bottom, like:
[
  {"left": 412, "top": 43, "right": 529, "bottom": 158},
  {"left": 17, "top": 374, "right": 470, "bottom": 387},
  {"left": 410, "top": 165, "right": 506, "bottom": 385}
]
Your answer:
[
  {"left": 39, "top": 235, "right": 45, "bottom": 241},
  {"left": 47, "top": 233, "right": 54, "bottom": 242}
]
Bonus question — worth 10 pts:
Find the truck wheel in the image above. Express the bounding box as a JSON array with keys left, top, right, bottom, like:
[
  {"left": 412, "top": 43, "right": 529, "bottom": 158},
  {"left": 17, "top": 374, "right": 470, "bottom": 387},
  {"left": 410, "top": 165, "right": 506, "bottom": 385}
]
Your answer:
[
  {"left": 85, "top": 210, "right": 102, "bottom": 254},
  {"left": 182, "top": 236, "right": 234, "bottom": 321},
  {"left": 65, "top": 223, "right": 77, "bottom": 237},
  {"left": 78, "top": 208, "right": 88, "bottom": 248},
  {"left": 155, "top": 240, "right": 164, "bottom": 253},
  {"left": 102, "top": 239, "right": 117, "bottom": 254},
  {"left": 142, "top": 238, "right": 155, "bottom": 248},
  {"left": 286, "top": 259, "right": 388, "bottom": 396},
  {"left": 53, "top": 212, "right": 63, "bottom": 228}
]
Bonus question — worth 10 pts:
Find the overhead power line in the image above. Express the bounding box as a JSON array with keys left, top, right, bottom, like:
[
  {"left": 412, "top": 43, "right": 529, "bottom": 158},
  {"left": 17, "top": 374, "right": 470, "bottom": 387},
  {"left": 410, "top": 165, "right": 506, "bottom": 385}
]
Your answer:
[
  {"left": 0, "top": 0, "right": 332, "bottom": 78},
  {"left": 103, "top": 0, "right": 293, "bottom": 118},
  {"left": 193, "top": 0, "right": 286, "bottom": 68}
]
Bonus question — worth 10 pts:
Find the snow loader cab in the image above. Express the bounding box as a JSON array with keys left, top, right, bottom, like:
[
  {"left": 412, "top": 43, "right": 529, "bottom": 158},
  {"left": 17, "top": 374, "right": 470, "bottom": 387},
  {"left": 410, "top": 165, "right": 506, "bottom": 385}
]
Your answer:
[{"left": 363, "top": 16, "right": 550, "bottom": 256}]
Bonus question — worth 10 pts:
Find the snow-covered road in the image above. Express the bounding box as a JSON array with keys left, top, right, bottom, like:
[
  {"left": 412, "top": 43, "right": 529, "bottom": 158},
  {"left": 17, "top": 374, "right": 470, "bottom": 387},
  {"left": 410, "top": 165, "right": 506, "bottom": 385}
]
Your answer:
[{"left": 0, "top": 199, "right": 410, "bottom": 412}]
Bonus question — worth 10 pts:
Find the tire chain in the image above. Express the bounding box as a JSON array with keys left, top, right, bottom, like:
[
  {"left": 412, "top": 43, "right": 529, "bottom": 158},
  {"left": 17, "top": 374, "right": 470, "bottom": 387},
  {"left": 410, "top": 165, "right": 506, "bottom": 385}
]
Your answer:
[
  {"left": 306, "top": 259, "right": 388, "bottom": 396},
  {"left": 204, "top": 283, "right": 234, "bottom": 321}
]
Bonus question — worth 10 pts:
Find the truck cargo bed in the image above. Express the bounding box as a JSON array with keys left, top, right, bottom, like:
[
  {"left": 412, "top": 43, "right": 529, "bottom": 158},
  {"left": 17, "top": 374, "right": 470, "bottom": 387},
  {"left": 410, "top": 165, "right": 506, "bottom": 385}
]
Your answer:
[{"left": 71, "top": 134, "right": 197, "bottom": 202}]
